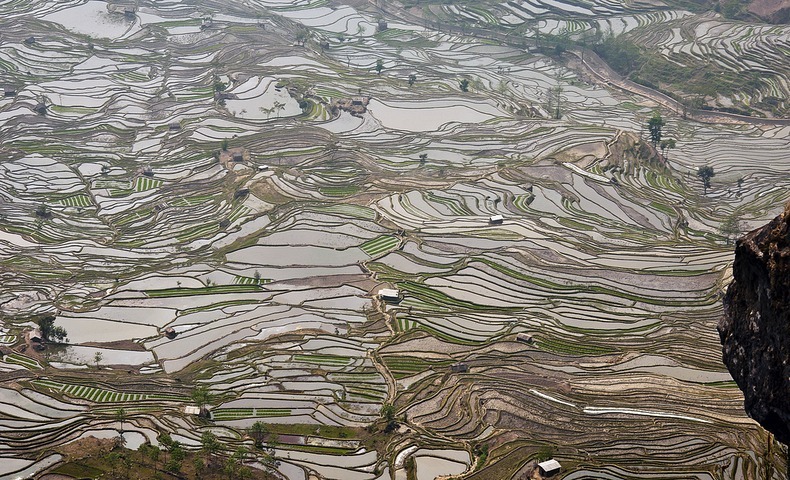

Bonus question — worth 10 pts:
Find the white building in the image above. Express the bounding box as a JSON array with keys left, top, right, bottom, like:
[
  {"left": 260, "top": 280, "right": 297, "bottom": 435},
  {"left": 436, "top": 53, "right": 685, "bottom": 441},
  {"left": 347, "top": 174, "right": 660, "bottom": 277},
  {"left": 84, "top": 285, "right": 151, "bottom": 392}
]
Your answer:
[
  {"left": 378, "top": 288, "right": 400, "bottom": 301},
  {"left": 538, "top": 459, "right": 561, "bottom": 476}
]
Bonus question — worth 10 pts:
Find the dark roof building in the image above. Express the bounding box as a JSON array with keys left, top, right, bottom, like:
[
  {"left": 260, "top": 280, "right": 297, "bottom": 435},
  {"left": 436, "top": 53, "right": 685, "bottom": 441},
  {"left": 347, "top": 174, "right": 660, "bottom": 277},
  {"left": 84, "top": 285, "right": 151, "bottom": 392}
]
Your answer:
[
  {"left": 450, "top": 363, "right": 468, "bottom": 373},
  {"left": 516, "top": 333, "right": 534, "bottom": 344}
]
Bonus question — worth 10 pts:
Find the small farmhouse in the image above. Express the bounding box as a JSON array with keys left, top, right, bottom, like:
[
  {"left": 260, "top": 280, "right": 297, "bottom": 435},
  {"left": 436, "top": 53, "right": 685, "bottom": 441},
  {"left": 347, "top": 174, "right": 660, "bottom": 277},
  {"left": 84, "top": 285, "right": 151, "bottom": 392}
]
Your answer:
[
  {"left": 378, "top": 288, "right": 399, "bottom": 302},
  {"left": 450, "top": 363, "right": 468, "bottom": 373},
  {"left": 516, "top": 333, "right": 534, "bottom": 344},
  {"left": 538, "top": 459, "right": 561, "bottom": 477},
  {"left": 489, "top": 214, "right": 504, "bottom": 224}
]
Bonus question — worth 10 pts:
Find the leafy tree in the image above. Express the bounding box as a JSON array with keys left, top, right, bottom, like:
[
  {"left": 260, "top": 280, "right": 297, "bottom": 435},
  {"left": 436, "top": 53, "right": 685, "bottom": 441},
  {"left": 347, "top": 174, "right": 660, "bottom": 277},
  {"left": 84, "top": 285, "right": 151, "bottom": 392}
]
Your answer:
[
  {"left": 719, "top": 216, "right": 742, "bottom": 245},
  {"left": 94, "top": 351, "right": 103, "bottom": 369},
  {"left": 408, "top": 74, "right": 416, "bottom": 87},
  {"left": 238, "top": 465, "right": 253, "bottom": 479},
  {"left": 648, "top": 111, "right": 664, "bottom": 146},
  {"left": 553, "top": 83, "right": 563, "bottom": 119},
  {"left": 142, "top": 443, "right": 160, "bottom": 470},
  {"left": 166, "top": 441, "right": 185, "bottom": 473},
  {"left": 295, "top": 29, "right": 309, "bottom": 46},
  {"left": 193, "top": 456, "right": 206, "bottom": 477},
  {"left": 419, "top": 153, "right": 428, "bottom": 165},
  {"left": 37, "top": 316, "right": 67, "bottom": 343},
  {"left": 381, "top": 403, "right": 398, "bottom": 432},
  {"left": 115, "top": 408, "right": 126, "bottom": 437},
  {"left": 381, "top": 403, "right": 395, "bottom": 423},
  {"left": 544, "top": 86, "right": 554, "bottom": 116},
  {"left": 223, "top": 447, "right": 249, "bottom": 480},
  {"left": 191, "top": 385, "right": 213, "bottom": 418},
  {"left": 659, "top": 138, "right": 676, "bottom": 159},
  {"left": 459, "top": 78, "right": 470, "bottom": 92},
  {"left": 248, "top": 421, "right": 269, "bottom": 448},
  {"left": 375, "top": 59, "right": 384, "bottom": 75},
  {"left": 259, "top": 449, "right": 278, "bottom": 468},
  {"left": 274, "top": 100, "right": 285, "bottom": 117},
  {"left": 201, "top": 430, "right": 221, "bottom": 469},
  {"left": 221, "top": 138, "right": 229, "bottom": 151},
  {"left": 697, "top": 165, "right": 715, "bottom": 194},
  {"left": 158, "top": 433, "right": 173, "bottom": 457},
  {"left": 35, "top": 203, "right": 50, "bottom": 219}
]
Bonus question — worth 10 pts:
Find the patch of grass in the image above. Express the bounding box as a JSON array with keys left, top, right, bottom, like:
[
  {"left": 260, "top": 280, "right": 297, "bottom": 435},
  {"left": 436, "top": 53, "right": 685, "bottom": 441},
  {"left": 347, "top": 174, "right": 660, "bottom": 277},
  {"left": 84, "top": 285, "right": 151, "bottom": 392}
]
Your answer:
[
  {"left": 536, "top": 337, "right": 617, "bottom": 356},
  {"left": 319, "top": 185, "right": 361, "bottom": 197},
  {"left": 361, "top": 235, "right": 399, "bottom": 256},
  {"left": 145, "top": 285, "right": 262, "bottom": 298},
  {"left": 51, "top": 462, "right": 105, "bottom": 479}
]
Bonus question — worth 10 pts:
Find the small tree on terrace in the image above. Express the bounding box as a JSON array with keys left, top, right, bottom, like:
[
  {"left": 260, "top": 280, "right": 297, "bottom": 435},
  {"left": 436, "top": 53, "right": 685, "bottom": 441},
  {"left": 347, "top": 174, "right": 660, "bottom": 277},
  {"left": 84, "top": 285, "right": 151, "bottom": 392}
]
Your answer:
[
  {"left": 375, "top": 59, "right": 384, "bottom": 75},
  {"left": 201, "top": 430, "right": 222, "bottom": 469},
  {"left": 248, "top": 421, "right": 269, "bottom": 448},
  {"left": 381, "top": 403, "right": 397, "bottom": 432},
  {"left": 659, "top": 138, "right": 676, "bottom": 159},
  {"left": 38, "top": 316, "right": 67, "bottom": 344},
  {"left": 648, "top": 111, "right": 664, "bottom": 147},
  {"left": 191, "top": 385, "right": 214, "bottom": 418},
  {"left": 115, "top": 407, "right": 127, "bottom": 442},
  {"left": 459, "top": 78, "right": 470, "bottom": 92},
  {"left": 697, "top": 165, "right": 715, "bottom": 194},
  {"left": 295, "top": 29, "right": 309, "bottom": 46},
  {"left": 408, "top": 74, "right": 416, "bottom": 87},
  {"left": 94, "top": 351, "right": 103, "bottom": 369},
  {"left": 719, "top": 216, "right": 742, "bottom": 245}
]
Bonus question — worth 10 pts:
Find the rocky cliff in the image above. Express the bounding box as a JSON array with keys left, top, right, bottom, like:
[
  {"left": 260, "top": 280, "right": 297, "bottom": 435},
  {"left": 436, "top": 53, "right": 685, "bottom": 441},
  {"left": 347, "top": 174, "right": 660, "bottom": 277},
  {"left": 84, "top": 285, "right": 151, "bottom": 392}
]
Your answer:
[{"left": 719, "top": 203, "right": 790, "bottom": 445}]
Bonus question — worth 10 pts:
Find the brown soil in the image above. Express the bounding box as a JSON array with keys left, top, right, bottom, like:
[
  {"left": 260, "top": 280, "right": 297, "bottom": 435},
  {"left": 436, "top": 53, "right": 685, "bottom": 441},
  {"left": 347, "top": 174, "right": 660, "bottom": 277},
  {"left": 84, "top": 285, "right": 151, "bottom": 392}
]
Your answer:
[{"left": 748, "top": 0, "right": 790, "bottom": 21}]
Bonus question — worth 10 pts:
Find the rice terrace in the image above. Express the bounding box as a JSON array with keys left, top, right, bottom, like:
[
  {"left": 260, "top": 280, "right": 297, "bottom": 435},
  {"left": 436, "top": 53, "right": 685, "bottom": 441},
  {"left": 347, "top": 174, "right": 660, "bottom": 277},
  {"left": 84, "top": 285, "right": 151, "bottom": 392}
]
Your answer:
[{"left": 0, "top": 0, "right": 788, "bottom": 478}]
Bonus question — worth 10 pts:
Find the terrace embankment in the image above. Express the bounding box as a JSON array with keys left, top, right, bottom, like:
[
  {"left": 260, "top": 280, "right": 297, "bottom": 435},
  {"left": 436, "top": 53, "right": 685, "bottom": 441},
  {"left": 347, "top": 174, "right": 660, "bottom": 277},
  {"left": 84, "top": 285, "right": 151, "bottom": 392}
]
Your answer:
[{"left": 720, "top": 202, "right": 790, "bottom": 447}]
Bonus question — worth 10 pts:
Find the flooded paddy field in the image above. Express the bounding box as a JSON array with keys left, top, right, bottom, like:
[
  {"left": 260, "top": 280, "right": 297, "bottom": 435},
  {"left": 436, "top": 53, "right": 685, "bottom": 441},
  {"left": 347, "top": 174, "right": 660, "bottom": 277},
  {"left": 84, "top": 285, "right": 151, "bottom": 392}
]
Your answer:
[{"left": 0, "top": 0, "right": 788, "bottom": 478}]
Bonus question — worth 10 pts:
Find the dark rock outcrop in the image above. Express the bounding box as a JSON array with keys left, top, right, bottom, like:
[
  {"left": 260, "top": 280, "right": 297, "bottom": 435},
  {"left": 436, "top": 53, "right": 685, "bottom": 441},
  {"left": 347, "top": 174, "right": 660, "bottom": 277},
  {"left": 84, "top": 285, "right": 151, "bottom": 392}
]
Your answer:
[{"left": 719, "top": 203, "right": 790, "bottom": 445}]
